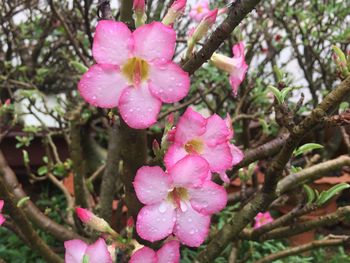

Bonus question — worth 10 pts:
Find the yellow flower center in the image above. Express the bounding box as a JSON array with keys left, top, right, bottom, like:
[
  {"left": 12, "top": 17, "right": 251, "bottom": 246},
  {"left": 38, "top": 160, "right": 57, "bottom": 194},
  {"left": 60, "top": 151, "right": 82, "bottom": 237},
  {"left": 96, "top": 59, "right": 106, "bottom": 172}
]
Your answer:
[
  {"left": 184, "top": 139, "right": 204, "bottom": 154},
  {"left": 167, "top": 187, "right": 189, "bottom": 209},
  {"left": 121, "top": 57, "right": 149, "bottom": 85},
  {"left": 197, "top": 6, "right": 203, "bottom": 13}
]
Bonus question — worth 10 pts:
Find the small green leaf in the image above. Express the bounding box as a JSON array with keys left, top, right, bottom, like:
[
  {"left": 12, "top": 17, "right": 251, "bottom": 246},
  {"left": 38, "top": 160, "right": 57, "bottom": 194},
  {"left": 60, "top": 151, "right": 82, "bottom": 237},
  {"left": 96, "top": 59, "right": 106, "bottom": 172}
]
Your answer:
[
  {"left": 273, "top": 65, "right": 283, "bottom": 82},
  {"left": 37, "top": 166, "right": 48, "bottom": 176},
  {"left": 17, "top": 196, "right": 30, "bottom": 207},
  {"left": 303, "top": 184, "right": 316, "bottom": 204},
  {"left": 294, "top": 143, "right": 324, "bottom": 157},
  {"left": 280, "top": 87, "right": 293, "bottom": 101},
  {"left": 70, "top": 61, "right": 88, "bottom": 73},
  {"left": 82, "top": 255, "right": 89, "bottom": 263},
  {"left": 291, "top": 165, "right": 302, "bottom": 173},
  {"left": 53, "top": 164, "right": 66, "bottom": 177},
  {"left": 267, "top": 85, "right": 283, "bottom": 104},
  {"left": 317, "top": 183, "right": 350, "bottom": 205}
]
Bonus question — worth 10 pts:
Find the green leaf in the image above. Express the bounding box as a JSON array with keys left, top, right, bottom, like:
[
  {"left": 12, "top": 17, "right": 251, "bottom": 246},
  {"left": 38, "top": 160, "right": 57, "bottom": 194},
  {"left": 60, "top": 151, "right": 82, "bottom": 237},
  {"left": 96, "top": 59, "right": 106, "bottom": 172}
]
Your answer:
[
  {"left": 53, "top": 164, "right": 66, "bottom": 177},
  {"left": 17, "top": 196, "right": 30, "bottom": 207},
  {"left": 294, "top": 143, "right": 324, "bottom": 157},
  {"left": 267, "top": 85, "right": 283, "bottom": 104},
  {"left": 317, "top": 183, "right": 350, "bottom": 205},
  {"left": 37, "top": 166, "right": 48, "bottom": 176},
  {"left": 303, "top": 184, "right": 316, "bottom": 204},
  {"left": 70, "top": 61, "right": 88, "bottom": 73},
  {"left": 273, "top": 65, "right": 283, "bottom": 82},
  {"left": 281, "top": 87, "right": 293, "bottom": 101}
]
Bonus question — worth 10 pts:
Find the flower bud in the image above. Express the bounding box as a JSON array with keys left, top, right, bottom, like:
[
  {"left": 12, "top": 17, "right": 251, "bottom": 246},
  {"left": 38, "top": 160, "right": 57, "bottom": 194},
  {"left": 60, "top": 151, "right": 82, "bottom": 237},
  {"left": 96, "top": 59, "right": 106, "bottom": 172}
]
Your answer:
[
  {"left": 332, "top": 45, "right": 349, "bottom": 79},
  {"left": 185, "top": 9, "right": 218, "bottom": 59},
  {"left": 76, "top": 207, "right": 118, "bottom": 237},
  {"left": 162, "top": 0, "right": 187, "bottom": 26},
  {"left": 133, "top": 0, "right": 146, "bottom": 27}
]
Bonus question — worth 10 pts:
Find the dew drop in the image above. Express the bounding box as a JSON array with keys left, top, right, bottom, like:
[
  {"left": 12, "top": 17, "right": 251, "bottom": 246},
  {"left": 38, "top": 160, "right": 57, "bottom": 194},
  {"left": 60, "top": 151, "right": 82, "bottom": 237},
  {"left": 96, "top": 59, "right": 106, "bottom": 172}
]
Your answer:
[{"left": 158, "top": 202, "right": 168, "bottom": 213}]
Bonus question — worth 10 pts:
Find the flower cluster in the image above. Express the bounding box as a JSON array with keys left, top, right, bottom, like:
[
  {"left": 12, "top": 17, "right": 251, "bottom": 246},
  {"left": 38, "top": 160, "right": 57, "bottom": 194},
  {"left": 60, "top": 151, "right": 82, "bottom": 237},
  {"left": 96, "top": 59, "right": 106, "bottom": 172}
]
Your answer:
[
  {"left": 189, "top": 0, "right": 211, "bottom": 22},
  {"left": 254, "top": 212, "right": 274, "bottom": 229},
  {"left": 134, "top": 108, "right": 243, "bottom": 251},
  {"left": 0, "top": 200, "right": 5, "bottom": 226}
]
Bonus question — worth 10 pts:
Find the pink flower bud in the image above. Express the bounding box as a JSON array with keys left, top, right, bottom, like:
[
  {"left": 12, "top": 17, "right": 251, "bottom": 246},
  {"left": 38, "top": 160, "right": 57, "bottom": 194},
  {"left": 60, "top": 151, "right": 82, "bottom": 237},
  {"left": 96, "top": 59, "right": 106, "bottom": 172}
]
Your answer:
[
  {"left": 133, "top": 0, "right": 145, "bottom": 12},
  {"left": 203, "top": 8, "right": 218, "bottom": 26},
  {"left": 162, "top": 0, "right": 187, "bottom": 25},
  {"left": 171, "top": 0, "right": 186, "bottom": 12},
  {"left": 76, "top": 207, "right": 93, "bottom": 223},
  {"left": 152, "top": 139, "right": 160, "bottom": 153},
  {"left": 127, "top": 216, "right": 134, "bottom": 228},
  {"left": 4, "top": 99, "right": 10, "bottom": 106},
  {"left": 166, "top": 113, "right": 174, "bottom": 126}
]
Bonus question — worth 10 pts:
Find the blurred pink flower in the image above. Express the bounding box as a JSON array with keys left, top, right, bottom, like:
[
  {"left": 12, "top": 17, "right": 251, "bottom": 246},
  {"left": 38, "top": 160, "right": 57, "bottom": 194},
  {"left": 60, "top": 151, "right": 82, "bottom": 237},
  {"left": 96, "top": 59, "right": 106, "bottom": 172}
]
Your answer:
[
  {"left": 64, "top": 238, "right": 112, "bottom": 263},
  {"left": 254, "top": 212, "right": 273, "bottom": 229},
  {"left": 78, "top": 21, "right": 190, "bottom": 129},
  {"left": 189, "top": 0, "right": 210, "bottom": 22},
  {"left": 134, "top": 155, "right": 227, "bottom": 247},
  {"left": 211, "top": 42, "right": 248, "bottom": 96},
  {"left": 0, "top": 200, "right": 5, "bottom": 226},
  {"left": 129, "top": 240, "right": 180, "bottom": 263},
  {"left": 164, "top": 108, "right": 244, "bottom": 183}
]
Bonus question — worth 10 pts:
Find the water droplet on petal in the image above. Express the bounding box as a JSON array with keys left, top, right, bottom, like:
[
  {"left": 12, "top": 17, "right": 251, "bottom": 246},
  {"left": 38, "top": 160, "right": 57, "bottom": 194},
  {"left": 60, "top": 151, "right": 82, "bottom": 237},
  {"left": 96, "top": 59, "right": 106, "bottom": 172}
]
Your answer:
[{"left": 158, "top": 202, "right": 168, "bottom": 214}]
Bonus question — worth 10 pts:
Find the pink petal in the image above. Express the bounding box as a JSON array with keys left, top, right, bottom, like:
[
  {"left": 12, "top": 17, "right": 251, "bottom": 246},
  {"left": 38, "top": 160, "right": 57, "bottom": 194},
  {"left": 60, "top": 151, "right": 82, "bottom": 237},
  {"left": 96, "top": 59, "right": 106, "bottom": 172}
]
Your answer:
[
  {"left": 64, "top": 239, "right": 88, "bottom": 263},
  {"left": 232, "top": 42, "right": 245, "bottom": 64},
  {"left": 189, "top": 181, "right": 227, "bottom": 215},
  {"left": 174, "top": 108, "right": 206, "bottom": 145},
  {"left": 0, "top": 214, "right": 5, "bottom": 226},
  {"left": 218, "top": 171, "right": 230, "bottom": 183},
  {"left": 230, "top": 144, "right": 244, "bottom": 166},
  {"left": 229, "top": 63, "right": 248, "bottom": 96},
  {"left": 133, "top": 22, "right": 176, "bottom": 62},
  {"left": 85, "top": 238, "right": 112, "bottom": 263},
  {"left": 0, "top": 200, "right": 3, "bottom": 211},
  {"left": 130, "top": 246, "right": 157, "bottom": 263},
  {"left": 92, "top": 20, "right": 132, "bottom": 65},
  {"left": 149, "top": 62, "right": 190, "bottom": 103},
  {"left": 157, "top": 240, "right": 180, "bottom": 263},
  {"left": 134, "top": 166, "right": 172, "bottom": 205},
  {"left": 118, "top": 84, "right": 162, "bottom": 129},
  {"left": 78, "top": 64, "right": 128, "bottom": 108},
  {"left": 174, "top": 204, "right": 210, "bottom": 247},
  {"left": 201, "top": 115, "right": 230, "bottom": 146},
  {"left": 164, "top": 143, "right": 188, "bottom": 170},
  {"left": 136, "top": 203, "right": 176, "bottom": 242},
  {"left": 201, "top": 143, "right": 232, "bottom": 173},
  {"left": 168, "top": 155, "right": 209, "bottom": 188}
]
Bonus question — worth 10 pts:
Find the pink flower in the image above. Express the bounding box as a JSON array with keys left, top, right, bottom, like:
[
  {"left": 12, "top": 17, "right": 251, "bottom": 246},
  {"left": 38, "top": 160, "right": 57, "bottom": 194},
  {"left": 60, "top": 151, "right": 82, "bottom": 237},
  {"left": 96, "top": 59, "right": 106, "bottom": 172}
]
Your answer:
[
  {"left": 64, "top": 238, "right": 112, "bottom": 263},
  {"left": 129, "top": 240, "right": 180, "bottom": 263},
  {"left": 210, "top": 42, "right": 248, "bottom": 96},
  {"left": 189, "top": 0, "right": 211, "bottom": 22},
  {"left": 164, "top": 108, "right": 244, "bottom": 183},
  {"left": 254, "top": 212, "right": 273, "bottom": 229},
  {"left": 78, "top": 21, "right": 190, "bottom": 129},
  {"left": 76, "top": 207, "right": 116, "bottom": 235},
  {"left": 134, "top": 155, "right": 227, "bottom": 247},
  {"left": 0, "top": 200, "right": 5, "bottom": 226}
]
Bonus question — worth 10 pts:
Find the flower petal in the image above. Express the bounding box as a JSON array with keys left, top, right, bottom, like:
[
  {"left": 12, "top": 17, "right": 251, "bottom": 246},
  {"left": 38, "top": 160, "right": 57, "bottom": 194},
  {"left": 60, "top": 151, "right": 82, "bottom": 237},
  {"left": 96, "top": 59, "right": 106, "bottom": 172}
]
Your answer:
[
  {"left": 230, "top": 144, "right": 244, "bottom": 166},
  {"left": 64, "top": 239, "right": 88, "bottom": 263},
  {"left": 201, "top": 114, "right": 230, "bottom": 146},
  {"left": 189, "top": 181, "right": 227, "bottom": 215},
  {"left": 157, "top": 240, "right": 180, "bottom": 263},
  {"left": 78, "top": 64, "right": 128, "bottom": 108},
  {"left": 92, "top": 21, "right": 132, "bottom": 65},
  {"left": 201, "top": 143, "right": 232, "bottom": 173},
  {"left": 149, "top": 62, "right": 190, "bottom": 103},
  {"left": 134, "top": 166, "right": 172, "bottom": 205},
  {"left": 168, "top": 155, "right": 209, "bottom": 188},
  {"left": 133, "top": 22, "right": 176, "bottom": 62},
  {"left": 174, "top": 108, "right": 207, "bottom": 145},
  {"left": 118, "top": 84, "right": 162, "bottom": 129},
  {"left": 174, "top": 204, "right": 210, "bottom": 247},
  {"left": 136, "top": 203, "right": 176, "bottom": 242},
  {"left": 85, "top": 238, "right": 112, "bottom": 263},
  {"left": 130, "top": 246, "right": 157, "bottom": 263},
  {"left": 229, "top": 63, "right": 248, "bottom": 96},
  {"left": 0, "top": 200, "right": 3, "bottom": 211},
  {"left": 164, "top": 143, "right": 188, "bottom": 170}
]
